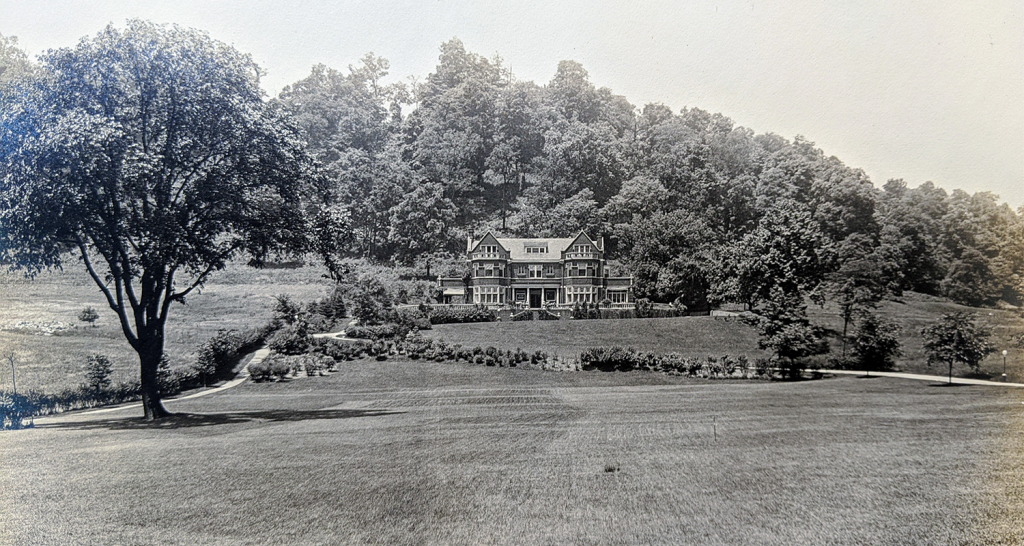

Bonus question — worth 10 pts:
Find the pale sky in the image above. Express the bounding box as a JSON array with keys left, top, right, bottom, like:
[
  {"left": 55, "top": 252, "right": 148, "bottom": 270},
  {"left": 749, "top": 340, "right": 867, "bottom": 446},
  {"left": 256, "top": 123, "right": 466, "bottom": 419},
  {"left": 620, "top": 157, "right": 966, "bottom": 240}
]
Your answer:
[{"left": 2, "top": 1, "right": 1021, "bottom": 207}]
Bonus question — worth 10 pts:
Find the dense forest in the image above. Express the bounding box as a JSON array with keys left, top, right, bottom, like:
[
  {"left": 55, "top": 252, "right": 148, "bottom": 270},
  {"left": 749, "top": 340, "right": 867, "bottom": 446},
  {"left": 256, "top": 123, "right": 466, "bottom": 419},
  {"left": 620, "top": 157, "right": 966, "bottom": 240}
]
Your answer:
[
  {"left": 3, "top": 31, "right": 1022, "bottom": 315},
  {"left": 274, "top": 39, "right": 1024, "bottom": 313}
]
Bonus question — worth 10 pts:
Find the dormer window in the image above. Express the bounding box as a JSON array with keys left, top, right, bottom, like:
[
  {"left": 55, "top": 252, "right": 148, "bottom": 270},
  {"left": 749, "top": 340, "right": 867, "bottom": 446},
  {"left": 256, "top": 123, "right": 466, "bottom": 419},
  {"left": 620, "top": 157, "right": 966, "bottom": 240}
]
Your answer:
[
  {"left": 479, "top": 244, "right": 499, "bottom": 254},
  {"left": 525, "top": 244, "right": 548, "bottom": 254},
  {"left": 572, "top": 244, "right": 591, "bottom": 253}
]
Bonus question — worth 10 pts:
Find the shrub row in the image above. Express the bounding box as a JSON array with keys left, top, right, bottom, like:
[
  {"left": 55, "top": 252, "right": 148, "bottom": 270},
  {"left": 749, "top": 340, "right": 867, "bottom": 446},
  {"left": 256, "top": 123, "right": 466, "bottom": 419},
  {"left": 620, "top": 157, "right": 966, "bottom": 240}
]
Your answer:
[
  {"left": 193, "top": 325, "right": 276, "bottom": 383},
  {"left": 1, "top": 382, "right": 143, "bottom": 429},
  {"left": 579, "top": 347, "right": 773, "bottom": 379},
  {"left": 396, "top": 308, "right": 432, "bottom": 330},
  {"left": 426, "top": 305, "right": 497, "bottom": 324},
  {"left": 571, "top": 302, "right": 602, "bottom": 320},
  {"left": 345, "top": 323, "right": 410, "bottom": 340},
  {"left": 252, "top": 335, "right": 578, "bottom": 380},
  {"left": 0, "top": 323, "right": 279, "bottom": 427},
  {"left": 248, "top": 353, "right": 339, "bottom": 382}
]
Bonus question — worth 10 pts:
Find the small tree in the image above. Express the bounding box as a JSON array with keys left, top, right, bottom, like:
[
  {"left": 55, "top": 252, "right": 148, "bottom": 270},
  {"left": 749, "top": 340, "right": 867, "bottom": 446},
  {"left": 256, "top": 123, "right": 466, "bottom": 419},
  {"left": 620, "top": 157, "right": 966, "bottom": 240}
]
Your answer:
[
  {"left": 850, "top": 313, "right": 902, "bottom": 372},
  {"left": 85, "top": 354, "right": 113, "bottom": 395},
  {"left": 78, "top": 307, "right": 100, "bottom": 327},
  {"left": 347, "top": 277, "right": 395, "bottom": 325},
  {"left": 921, "top": 312, "right": 995, "bottom": 383},
  {"left": 745, "top": 287, "right": 829, "bottom": 379},
  {"left": 273, "top": 295, "right": 303, "bottom": 325}
]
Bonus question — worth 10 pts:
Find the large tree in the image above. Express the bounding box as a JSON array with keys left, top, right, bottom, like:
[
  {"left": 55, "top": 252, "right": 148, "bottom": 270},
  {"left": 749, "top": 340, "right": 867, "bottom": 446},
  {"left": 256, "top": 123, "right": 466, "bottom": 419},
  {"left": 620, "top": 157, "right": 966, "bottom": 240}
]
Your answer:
[{"left": 0, "top": 21, "right": 314, "bottom": 419}]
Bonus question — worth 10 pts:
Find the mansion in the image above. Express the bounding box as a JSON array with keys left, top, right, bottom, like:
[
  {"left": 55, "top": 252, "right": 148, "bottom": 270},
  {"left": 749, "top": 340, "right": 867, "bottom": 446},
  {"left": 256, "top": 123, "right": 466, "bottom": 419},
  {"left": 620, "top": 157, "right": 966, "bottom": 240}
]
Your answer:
[{"left": 438, "top": 232, "right": 634, "bottom": 308}]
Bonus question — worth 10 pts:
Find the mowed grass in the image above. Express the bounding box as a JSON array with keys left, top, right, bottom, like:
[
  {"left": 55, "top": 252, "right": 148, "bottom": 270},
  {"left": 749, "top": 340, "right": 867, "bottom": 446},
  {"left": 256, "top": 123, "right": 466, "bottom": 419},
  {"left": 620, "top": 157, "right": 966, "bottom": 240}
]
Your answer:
[
  {"left": 0, "top": 262, "right": 332, "bottom": 392},
  {"left": 423, "top": 315, "right": 767, "bottom": 360},
  {"left": 425, "top": 293, "right": 1024, "bottom": 381},
  {"left": 2, "top": 361, "right": 1023, "bottom": 545}
]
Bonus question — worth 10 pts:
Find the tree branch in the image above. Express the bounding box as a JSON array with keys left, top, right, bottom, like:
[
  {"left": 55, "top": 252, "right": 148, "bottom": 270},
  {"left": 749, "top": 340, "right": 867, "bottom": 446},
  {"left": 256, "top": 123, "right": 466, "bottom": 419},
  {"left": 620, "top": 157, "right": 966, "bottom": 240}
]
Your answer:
[
  {"left": 166, "top": 244, "right": 240, "bottom": 307},
  {"left": 77, "top": 240, "right": 139, "bottom": 348}
]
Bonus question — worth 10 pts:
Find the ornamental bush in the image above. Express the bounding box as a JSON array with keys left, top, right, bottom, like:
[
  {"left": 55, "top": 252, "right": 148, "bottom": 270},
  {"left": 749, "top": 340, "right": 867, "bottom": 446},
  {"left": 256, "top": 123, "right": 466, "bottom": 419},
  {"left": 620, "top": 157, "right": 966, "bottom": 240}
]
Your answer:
[
  {"left": 192, "top": 326, "right": 273, "bottom": 384},
  {"left": 248, "top": 360, "right": 273, "bottom": 382},
  {"left": 427, "top": 305, "right": 496, "bottom": 324},
  {"left": 268, "top": 322, "right": 311, "bottom": 355}
]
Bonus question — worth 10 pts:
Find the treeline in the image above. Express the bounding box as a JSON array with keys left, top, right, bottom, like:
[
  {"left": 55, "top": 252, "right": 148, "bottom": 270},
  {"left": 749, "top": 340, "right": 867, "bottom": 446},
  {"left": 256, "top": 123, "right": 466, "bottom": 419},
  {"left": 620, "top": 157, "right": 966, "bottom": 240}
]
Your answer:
[{"left": 277, "top": 39, "right": 1024, "bottom": 313}]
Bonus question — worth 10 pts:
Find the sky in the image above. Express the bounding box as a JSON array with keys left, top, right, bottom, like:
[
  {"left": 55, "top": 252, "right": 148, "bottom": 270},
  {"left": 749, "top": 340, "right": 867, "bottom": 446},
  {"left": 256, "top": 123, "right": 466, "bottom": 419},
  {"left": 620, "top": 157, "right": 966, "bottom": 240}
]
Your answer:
[{"left": 2, "top": 0, "right": 1021, "bottom": 207}]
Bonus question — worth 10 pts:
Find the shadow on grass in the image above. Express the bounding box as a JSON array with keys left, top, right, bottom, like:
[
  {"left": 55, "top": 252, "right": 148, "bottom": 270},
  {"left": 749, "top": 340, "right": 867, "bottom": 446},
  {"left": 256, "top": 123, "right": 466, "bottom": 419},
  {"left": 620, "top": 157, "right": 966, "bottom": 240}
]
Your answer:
[
  {"left": 37, "top": 409, "right": 404, "bottom": 431},
  {"left": 928, "top": 383, "right": 966, "bottom": 388}
]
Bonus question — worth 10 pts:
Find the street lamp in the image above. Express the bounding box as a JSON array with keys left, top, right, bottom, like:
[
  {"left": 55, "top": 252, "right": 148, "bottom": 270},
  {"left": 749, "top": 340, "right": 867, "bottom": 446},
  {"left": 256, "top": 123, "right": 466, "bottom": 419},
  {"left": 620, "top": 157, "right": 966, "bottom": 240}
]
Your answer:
[{"left": 1003, "top": 349, "right": 1008, "bottom": 382}]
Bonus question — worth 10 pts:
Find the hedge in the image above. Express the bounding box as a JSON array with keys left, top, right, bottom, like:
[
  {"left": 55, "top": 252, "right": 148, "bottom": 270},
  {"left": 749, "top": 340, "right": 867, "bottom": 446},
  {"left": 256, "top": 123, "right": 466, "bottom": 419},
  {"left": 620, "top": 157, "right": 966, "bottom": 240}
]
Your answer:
[{"left": 426, "top": 305, "right": 497, "bottom": 324}]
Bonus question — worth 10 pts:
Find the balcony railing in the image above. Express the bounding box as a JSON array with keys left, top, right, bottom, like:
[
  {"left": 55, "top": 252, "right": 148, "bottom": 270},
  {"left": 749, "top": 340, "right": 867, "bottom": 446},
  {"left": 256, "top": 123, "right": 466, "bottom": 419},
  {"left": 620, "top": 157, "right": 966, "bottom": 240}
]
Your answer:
[
  {"left": 563, "top": 277, "right": 602, "bottom": 286},
  {"left": 471, "top": 252, "right": 505, "bottom": 260},
  {"left": 563, "top": 252, "right": 600, "bottom": 260}
]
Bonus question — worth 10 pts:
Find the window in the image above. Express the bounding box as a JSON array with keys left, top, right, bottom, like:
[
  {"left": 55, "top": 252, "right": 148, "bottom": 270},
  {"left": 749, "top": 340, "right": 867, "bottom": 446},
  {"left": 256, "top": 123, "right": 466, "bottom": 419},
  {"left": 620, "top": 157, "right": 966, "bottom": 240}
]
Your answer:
[
  {"left": 544, "top": 264, "right": 555, "bottom": 277},
  {"left": 485, "top": 264, "right": 493, "bottom": 277},
  {"left": 474, "top": 286, "right": 501, "bottom": 304},
  {"left": 516, "top": 265, "right": 527, "bottom": 277},
  {"left": 480, "top": 244, "right": 498, "bottom": 254},
  {"left": 609, "top": 291, "right": 627, "bottom": 303},
  {"left": 572, "top": 244, "right": 591, "bottom": 253},
  {"left": 525, "top": 245, "right": 547, "bottom": 254},
  {"left": 586, "top": 265, "right": 596, "bottom": 277},
  {"left": 566, "top": 286, "right": 596, "bottom": 303},
  {"left": 529, "top": 265, "right": 543, "bottom": 278}
]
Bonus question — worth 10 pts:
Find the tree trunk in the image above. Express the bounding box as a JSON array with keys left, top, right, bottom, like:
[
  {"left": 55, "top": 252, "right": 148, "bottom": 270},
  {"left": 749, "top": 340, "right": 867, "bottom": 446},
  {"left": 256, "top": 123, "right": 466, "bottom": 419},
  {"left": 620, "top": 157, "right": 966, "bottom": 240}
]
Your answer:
[
  {"left": 139, "top": 336, "right": 171, "bottom": 420},
  {"left": 841, "top": 307, "right": 851, "bottom": 358},
  {"left": 948, "top": 359, "right": 953, "bottom": 385}
]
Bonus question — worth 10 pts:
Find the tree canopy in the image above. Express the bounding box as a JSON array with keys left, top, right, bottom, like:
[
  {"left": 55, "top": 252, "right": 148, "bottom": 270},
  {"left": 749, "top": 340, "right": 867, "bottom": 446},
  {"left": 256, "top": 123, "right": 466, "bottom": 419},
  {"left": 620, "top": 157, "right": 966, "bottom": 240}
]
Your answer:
[
  {"left": 0, "top": 20, "right": 316, "bottom": 419},
  {"left": 921, "top": 312, "right": 996, "bottom": 383},
  {"left": 277, "top": 38, "right": 1024, "bottom": 315}
]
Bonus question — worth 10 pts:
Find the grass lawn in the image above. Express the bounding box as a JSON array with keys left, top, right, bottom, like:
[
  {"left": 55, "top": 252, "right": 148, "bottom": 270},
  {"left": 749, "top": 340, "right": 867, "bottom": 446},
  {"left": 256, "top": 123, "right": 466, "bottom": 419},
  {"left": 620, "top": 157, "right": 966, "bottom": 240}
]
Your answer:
[
  {"left": 425, "top": 293, "right": 1024, "bottom": 381},
  {"left": 422, "top": 316, "right": 767, "bottom": 361},
  {"left": 0, "top": 262, "right": 332, "bottom": 392},
  {"left": 2, "top": 361, "right": 1023, "bottom": 545}
]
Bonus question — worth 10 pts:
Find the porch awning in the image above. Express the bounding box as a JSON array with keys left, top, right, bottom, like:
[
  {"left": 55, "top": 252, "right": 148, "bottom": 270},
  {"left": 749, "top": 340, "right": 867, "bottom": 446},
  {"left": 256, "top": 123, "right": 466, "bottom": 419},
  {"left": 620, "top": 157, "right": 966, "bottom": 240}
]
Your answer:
[{"left": 442, "top": 288, "right": 465, "bottom": 296}]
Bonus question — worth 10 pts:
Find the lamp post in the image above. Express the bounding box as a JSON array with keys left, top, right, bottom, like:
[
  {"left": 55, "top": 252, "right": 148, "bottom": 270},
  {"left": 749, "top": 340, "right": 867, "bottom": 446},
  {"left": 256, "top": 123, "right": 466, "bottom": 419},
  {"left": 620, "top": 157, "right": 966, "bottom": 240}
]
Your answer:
[{"left": 1003, "top": 349, "right": 1008, "bottom": 382}]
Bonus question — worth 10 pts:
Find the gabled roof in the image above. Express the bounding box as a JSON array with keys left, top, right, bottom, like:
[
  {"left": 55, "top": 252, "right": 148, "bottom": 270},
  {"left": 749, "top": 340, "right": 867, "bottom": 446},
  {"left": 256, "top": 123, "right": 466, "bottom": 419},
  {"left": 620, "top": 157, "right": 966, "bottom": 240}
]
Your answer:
[
  {"left": 468, "top": 232, "right": 507, "bottom": 254},
  {"left": 496, "top": 237, "right": 574, "bottom": 262},
  {"left": 565, "top": 232, "right": 603, "bottom": 251},
  {"left": 469, "top": 232, "right": 602, "bottom": 262}
]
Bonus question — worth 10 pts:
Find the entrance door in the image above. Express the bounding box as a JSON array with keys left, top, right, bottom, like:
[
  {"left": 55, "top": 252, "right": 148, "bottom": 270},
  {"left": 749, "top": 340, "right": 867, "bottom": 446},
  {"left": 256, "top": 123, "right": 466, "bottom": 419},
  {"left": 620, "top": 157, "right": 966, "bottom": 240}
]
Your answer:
[{"left": 529, "top": 289, "right": 542, "bottom": 308}]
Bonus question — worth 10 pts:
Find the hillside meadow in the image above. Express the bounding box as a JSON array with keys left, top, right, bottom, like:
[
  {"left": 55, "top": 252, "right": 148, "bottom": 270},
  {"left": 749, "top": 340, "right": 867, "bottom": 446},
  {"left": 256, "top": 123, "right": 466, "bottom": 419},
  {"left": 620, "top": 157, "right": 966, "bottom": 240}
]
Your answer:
[
  {"left": 0, "top": 261, "right": 333, "bottom": 393},
  {"left": 806, "top": 292, "right": 1024, "bottom": 379}
]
